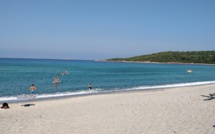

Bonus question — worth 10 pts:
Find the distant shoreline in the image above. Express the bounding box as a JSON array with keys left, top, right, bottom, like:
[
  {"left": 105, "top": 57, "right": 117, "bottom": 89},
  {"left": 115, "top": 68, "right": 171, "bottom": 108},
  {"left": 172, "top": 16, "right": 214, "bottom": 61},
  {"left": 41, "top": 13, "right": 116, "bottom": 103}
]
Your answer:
[{"left": 100, "top": 59, "right": 215, "bottom": 66}]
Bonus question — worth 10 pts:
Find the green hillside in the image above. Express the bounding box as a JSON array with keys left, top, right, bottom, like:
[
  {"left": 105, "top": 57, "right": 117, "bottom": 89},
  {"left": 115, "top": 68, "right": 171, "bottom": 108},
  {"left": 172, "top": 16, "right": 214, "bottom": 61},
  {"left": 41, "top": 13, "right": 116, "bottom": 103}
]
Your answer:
[{"left": 107, "top": 51, "right": 215, "bottom": 64}]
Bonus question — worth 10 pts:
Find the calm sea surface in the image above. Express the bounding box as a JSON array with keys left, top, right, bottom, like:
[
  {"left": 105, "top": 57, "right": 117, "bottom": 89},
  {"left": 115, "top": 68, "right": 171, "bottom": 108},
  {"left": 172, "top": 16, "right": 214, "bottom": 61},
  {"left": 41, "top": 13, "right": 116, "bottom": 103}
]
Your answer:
[{"left": 0, "top": 58, "right": 215, "bottom": 102}]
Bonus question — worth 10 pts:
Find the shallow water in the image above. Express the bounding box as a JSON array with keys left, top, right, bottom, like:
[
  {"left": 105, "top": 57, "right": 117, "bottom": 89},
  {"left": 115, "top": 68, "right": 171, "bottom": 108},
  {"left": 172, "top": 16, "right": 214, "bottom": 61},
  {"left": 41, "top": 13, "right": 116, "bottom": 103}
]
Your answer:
[{"left": 0, "top": 58, "right": 215, "bottom": 102}]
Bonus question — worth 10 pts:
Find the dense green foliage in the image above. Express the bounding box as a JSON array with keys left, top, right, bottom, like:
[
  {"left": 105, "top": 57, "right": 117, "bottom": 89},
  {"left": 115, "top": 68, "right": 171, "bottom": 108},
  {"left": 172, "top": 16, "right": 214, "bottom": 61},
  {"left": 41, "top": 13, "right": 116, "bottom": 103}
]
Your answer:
[{"left": 107, "top": 51, "right": 215, "bottom": 64}]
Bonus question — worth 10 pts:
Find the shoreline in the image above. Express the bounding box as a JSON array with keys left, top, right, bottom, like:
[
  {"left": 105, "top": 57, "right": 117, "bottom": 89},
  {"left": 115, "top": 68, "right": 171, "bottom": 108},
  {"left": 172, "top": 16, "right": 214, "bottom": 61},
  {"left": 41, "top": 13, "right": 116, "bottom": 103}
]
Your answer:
[
  {"left": 1, "top": 84, "right": 215, "bottom": 134},
  {"left": 2, "top": 81, "right": 215, "bottom": 104}
]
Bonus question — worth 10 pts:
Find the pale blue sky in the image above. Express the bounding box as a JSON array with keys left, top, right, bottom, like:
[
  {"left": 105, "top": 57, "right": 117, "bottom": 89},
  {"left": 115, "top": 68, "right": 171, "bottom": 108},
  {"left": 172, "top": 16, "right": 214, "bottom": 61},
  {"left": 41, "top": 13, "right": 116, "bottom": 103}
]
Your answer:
[{"left": 0, "top": 0, "right": 215, "bottom": 60}]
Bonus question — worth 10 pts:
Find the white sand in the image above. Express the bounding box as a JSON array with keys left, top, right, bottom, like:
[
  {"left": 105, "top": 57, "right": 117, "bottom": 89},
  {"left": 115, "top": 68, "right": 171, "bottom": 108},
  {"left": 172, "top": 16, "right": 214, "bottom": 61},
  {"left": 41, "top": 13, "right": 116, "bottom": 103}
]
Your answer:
[{"left": 1, "top": 84, "right": 215, "bottom": 134}]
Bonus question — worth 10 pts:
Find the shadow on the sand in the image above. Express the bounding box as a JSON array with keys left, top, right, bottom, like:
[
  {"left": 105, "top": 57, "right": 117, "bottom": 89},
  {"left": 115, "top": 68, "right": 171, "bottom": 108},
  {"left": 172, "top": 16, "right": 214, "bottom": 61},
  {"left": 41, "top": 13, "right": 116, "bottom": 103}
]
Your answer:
[
  {"left": 22, "top": 104, "right": 35, "bottom": 107},
  {"left": 201, "top": 95, "right": 215, "bottom": 101}
]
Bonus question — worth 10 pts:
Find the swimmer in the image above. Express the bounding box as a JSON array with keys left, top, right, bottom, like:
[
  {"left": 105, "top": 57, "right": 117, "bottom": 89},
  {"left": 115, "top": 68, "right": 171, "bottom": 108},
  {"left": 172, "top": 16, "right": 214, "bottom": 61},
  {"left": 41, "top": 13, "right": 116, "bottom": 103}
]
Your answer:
[
  {"left": 54, "top": 76, "right": 59, "bottom": 88},
  {"left": 29, "top": 84, "right": 36, "bottom": 98},
  {"left": 88, "top": 84, "right": 92, "bottom": 90},
  {"left": 54, "top": 76, "right": 59, "bottom": 83}
]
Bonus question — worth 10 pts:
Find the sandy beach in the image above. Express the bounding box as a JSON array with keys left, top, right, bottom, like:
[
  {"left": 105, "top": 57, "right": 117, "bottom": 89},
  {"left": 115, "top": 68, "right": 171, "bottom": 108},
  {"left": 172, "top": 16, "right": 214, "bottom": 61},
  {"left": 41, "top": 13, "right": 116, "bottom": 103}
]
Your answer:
[{"left": 1, "top": 84, "right": 215, "bottom": 134}]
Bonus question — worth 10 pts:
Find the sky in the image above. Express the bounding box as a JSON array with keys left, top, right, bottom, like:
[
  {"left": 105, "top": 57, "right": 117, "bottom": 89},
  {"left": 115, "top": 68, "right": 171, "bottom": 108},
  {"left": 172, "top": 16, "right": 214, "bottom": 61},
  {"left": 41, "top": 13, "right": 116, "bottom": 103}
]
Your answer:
[{"left": 0, "top": 0, "right": 215, "bottom": 60}]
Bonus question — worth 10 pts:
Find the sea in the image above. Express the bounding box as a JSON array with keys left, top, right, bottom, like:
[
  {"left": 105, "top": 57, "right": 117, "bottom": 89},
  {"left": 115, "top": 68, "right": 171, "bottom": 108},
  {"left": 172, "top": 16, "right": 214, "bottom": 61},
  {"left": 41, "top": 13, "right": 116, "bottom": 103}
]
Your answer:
[{"left": 1, "top": 58, "right": 215, "bottom": 102}]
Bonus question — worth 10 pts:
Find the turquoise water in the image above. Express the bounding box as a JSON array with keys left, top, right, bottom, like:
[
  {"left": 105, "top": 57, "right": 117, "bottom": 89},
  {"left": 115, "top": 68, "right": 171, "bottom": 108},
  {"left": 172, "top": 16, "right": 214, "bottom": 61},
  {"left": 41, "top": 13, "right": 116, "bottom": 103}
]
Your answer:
[{"left": 0, "top": 58, "right": 215, "bottom": 102}]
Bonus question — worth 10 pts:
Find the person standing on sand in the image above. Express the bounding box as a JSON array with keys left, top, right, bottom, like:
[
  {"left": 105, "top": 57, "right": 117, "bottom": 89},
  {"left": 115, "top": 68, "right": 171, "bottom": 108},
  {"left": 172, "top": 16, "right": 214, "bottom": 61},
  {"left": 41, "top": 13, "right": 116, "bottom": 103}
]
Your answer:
[
  {"left": 88, "top": 84, "right": 92, "bottom": 90},
  {"left": 29, "top": 84, "right": 36, "bottom": 98}
]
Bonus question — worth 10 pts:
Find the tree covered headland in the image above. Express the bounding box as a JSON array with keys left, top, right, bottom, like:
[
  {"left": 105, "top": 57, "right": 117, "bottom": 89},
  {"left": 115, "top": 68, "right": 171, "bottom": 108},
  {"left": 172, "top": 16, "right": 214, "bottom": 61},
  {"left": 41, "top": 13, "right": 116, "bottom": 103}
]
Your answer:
[{"left": 107, "top": 51, "right": 215, "bottom": 64}]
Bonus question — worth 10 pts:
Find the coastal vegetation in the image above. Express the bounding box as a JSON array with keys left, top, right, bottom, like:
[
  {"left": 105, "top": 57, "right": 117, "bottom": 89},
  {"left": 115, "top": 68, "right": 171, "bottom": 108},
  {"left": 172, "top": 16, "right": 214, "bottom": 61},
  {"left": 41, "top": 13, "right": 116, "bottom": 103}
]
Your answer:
[{"left": 107, "top": 51, "right": 215, "bottom": 64}]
